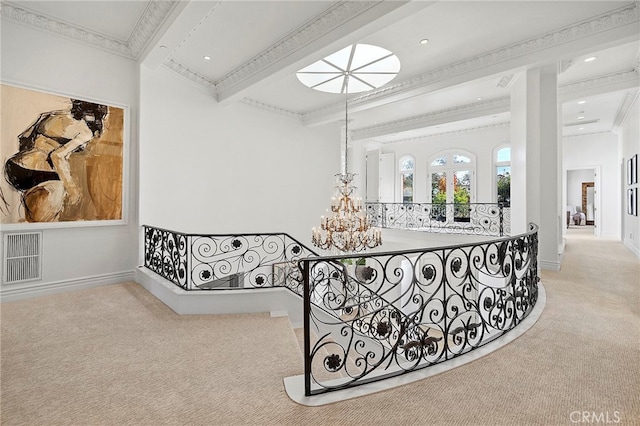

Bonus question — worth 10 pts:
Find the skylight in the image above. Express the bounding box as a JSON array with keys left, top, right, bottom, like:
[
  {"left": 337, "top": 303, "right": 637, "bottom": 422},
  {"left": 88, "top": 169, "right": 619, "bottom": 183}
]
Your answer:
[{"left": 296, "top": 44, "right": 400, "bottom": 94}]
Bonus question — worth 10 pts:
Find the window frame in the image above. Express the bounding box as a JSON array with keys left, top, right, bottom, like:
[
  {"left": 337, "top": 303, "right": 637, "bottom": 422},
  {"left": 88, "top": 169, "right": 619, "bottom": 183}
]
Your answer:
[
  {"left": 428, "top": 150, "right": 476, "bottom": 204},
  {"left": 494, "top": 145, "right": 511, "bottom": 206},
  {"left": 398, "top": 155, "right": 415, "bottom": 203}
]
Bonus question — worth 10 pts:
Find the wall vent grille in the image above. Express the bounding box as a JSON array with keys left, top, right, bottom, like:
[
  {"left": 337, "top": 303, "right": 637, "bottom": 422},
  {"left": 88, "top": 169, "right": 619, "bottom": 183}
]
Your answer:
[{"left": 3, "top": 232, "right": 42, "bottom": 284}]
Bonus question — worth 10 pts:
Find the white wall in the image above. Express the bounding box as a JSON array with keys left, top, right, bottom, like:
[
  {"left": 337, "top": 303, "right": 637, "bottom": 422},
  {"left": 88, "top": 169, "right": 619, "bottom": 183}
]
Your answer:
[
  {"left": 563, "top": 132, "right": 620, "bottom": 239},
  {"left": 620, "top": 98, "right": 640, "bottom": 256},
  {"left": 353, "top": 125, "right": 511, "bottom": 205},
  {"left": 0, "top": 20, "right": 139, "bottom": 298},
  {"left": 139, "top": 66, "right": 339, "bottom": 251}
]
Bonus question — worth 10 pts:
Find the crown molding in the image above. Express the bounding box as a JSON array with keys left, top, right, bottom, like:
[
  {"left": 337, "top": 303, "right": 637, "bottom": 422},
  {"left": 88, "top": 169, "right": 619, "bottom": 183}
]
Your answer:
[
  {"left": 0, "top": 1, "right": 177, "bottom": 60},
  {"left": 215, "top": 1, "right": 387, "bottom": 96},
  {"left": 303, "top": 2, "right": 639, "bottom": 123},
  {"left": 375, "top": 122, "right": 511, "bottom": 145},
  {"left": 229, "top": 68, "right": 638, "bottom": 136},
  {"left": 240, "top": 98, "right": 302, "bottom": 122},
  {"left": 128, "top": 1, "right": 177, "bottom": 58},
  {"left": 353, "top": 97, "right": 510, "bottom": 140},
  {"left": 559, "top": 70, "right": 640, "bottom": 96},
  {"left": 612, "top": 89, "right": 640, "bottom": 130},
  {"left": 164, "top": 58, "right": 217, "bottom": 94}
]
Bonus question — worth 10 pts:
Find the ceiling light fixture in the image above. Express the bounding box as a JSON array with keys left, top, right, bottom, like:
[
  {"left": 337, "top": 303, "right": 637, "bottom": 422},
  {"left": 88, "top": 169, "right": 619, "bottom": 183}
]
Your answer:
[
  {"left": 299, "top": 44, "right": 397, "bottom": 252},
  {"left": 311, "top": 76, "right": 382, "bottom": 252},
  {"left": 420, "top": 39, "right": 429, "bottom": 45},
  {"left": 577, "top": 100, "right": 586, "bottom": 104},
  {"left": 203, "top": 55, "right": 211, "bottom": 60},
  {"left": 577, "top": 116, "right": 585, "bottom": 120},
  {"left": 584, "top": 56, "right": 597, "bottom": 62}
]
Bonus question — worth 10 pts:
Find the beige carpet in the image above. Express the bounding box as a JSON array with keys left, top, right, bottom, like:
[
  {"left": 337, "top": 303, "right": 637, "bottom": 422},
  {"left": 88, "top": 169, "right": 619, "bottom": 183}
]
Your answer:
[{"left": 1, "top": 226, "right": 639, "bottom": 425}]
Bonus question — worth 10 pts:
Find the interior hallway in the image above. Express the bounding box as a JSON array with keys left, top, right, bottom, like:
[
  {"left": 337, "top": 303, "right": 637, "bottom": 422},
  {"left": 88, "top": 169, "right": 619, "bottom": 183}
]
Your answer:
[{"left": 1, "top": 228, "right": 638, "bottom": 425}]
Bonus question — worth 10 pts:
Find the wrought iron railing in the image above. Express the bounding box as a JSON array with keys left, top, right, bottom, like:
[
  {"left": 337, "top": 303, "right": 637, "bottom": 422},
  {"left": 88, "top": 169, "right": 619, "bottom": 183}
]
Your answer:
[
  {"left": 366, "top": 202, "right": 511, "bottom": 236},
  {"left": 143, "top": 226, "right": 316, "bottom": 293},
  {"left": 300, "top": 223, "right": 538, "bottom": 396},
  {"left": 143, "top": 223, "right": 538, "bottom": 398}
]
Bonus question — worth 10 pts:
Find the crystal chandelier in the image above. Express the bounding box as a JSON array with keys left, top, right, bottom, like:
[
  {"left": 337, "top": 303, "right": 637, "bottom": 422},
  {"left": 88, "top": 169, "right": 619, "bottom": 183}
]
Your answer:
[{"left": 311, "top": 75, "right": 382, "bottom": 253}]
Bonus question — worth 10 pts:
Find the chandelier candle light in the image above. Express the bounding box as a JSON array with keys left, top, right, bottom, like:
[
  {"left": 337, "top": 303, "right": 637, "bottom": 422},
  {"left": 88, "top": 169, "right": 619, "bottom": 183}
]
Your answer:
[{"left": 300, "top": 44, "right": 400, "bottom": 252}]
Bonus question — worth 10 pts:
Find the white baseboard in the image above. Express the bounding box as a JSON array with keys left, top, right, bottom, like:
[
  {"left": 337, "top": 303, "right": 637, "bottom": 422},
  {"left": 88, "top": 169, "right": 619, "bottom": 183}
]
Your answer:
[
  {"left": 623, "top": 239, "right": 640, "bottom": 258},
  {"left": 0, "top": 271, "right": 135, "bottom": 302},
  {"left": 539, "top": 259, "right": 561, "bottom": 271},
  {"left": 135, "top": 267, "right": 304, "bottom": 324}
]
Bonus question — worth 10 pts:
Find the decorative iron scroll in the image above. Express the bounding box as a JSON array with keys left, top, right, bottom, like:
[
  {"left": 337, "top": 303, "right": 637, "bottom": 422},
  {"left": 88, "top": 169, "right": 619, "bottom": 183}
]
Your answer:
[
  {"left": 143, "top": 226, "right": 315, "bottom": 292},
  {"left": 143, "top": 223, "right": 538, "bottom": 398},
  {"left": 301, "top": 223, "right": 538, "bottom": 396},
  {"left": 366, "top": 202, "right": 510, "bottom": 236},
  {"left": 144, "top": 226, "right": 189, "bottom": 289}
]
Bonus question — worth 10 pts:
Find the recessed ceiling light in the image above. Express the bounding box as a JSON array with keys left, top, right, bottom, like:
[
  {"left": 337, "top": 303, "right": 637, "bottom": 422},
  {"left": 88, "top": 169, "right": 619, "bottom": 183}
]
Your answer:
[
  {"left": 203, "top": 55, "right": 211, "bottom": 60},
  {"left": 577, "top": 116, "right": 585, "bottom": 120},
  {"left": 477, "top": 97, "right": 483, "bottom": 101},
  {"left": 584, "top": 56, "right": 597, "bottom": 62},
  {"left": 579, "top": 127, "right": 585, "bottom": 130},
  {"left": 159, "top": 45, "right": 168, "bottom": 50},
  {"left": 577, "top": 100, "right": 586, "bottom": 105},
  {"left": 420, "top": 39, "right": 429, "bottom": 45}
]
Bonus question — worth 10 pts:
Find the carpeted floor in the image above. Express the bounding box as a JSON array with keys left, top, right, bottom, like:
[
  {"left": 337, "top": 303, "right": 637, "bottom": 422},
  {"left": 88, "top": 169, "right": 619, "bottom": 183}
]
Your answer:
[{"left": 1, "top": 226, "right": 639, "bottom": 425}]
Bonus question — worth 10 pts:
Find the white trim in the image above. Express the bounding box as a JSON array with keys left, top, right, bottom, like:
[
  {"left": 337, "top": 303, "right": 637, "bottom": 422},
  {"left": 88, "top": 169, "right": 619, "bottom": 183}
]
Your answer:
[
  {"left": 135, "top": 267, "right": 304, "bottom": 324},
  {"left": 539, "top": 260, "right": 561, "bottom": 271},
  {"left": 623, "top": 238, "right": 640, "bottom": 258},
  {"left": 0, "top": 270, "right": 134, "bottom": 302}
]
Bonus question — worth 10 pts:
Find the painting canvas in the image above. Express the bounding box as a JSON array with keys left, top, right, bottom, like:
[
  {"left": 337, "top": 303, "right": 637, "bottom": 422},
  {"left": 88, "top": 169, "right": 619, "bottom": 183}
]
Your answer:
[
  {"left": 1, "top": 84, "right": 125, "bottom": 225},
  {"left": 628, "top": 188, "right": 637, "bottom": 216}
]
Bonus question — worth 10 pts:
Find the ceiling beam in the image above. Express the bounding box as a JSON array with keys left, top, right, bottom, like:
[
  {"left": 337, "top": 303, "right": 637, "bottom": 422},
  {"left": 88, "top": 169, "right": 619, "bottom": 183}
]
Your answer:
[
  {"left": 215, "top": 1, "right": 435, "bottom": 105},
  {"left": 302, "top": 2, "right": 640, "bottom": 127}
]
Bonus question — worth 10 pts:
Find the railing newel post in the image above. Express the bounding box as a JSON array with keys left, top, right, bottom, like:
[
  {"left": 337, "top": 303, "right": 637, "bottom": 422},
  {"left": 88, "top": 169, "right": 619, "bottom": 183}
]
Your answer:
[
  {"left": 186, "top": 234, "right": 192, "bottom": 290},
  {"left": 302, "top": 259, "right": 312, "bottom": 396}
]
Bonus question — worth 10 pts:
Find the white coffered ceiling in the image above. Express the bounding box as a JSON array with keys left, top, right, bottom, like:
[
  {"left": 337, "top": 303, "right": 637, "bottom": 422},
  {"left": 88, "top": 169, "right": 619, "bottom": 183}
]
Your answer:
[{"left": 3, "top": 0, "right": 639, "bottom": 143}]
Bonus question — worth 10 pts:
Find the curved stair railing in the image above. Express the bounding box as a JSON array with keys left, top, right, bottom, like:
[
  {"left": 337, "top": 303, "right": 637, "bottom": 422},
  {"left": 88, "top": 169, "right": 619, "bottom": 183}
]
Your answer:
[
  {"left": 366, "top": 202, "right": 511, "bottom": 236},
  {"left": 301, "top": 223, "right": 538, "bottom": 395},
  {"left": 142, "top": 223, "right": 539, "bottom": 397}
]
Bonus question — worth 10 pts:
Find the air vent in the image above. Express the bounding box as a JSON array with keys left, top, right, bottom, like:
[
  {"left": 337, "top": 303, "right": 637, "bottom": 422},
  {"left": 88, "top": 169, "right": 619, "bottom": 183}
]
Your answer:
[{"left": 3, "top": 232, "right": 42, "bottom": 284}]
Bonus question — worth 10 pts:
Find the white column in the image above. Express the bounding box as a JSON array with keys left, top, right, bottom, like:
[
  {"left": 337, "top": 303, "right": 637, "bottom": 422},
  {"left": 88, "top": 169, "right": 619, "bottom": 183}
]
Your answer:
[{"left": 510, "top": 65, "right": 562, "bottom": 270}]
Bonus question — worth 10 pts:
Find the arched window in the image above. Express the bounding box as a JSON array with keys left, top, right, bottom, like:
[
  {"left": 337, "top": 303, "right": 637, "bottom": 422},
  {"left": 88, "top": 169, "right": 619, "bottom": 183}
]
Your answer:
[
  {"left": 429, "top": 151, "right": 475, "bottom": 222},
  {"left": 495, "top": 146, "right": 510, "bottom": 206},
  {"left": 399, "top": 155, "right": 415, "bottom": 203}
]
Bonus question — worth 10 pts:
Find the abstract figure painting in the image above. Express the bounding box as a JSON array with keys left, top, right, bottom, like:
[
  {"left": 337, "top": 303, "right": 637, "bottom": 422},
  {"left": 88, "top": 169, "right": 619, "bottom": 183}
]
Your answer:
[{"left": 1, "top": 84, "right": 125, "bottom": 226}]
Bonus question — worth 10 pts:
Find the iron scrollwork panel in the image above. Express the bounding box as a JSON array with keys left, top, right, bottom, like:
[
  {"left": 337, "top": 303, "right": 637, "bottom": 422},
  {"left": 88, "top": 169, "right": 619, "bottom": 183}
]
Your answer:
[
  {"left": 144, "top": 226, "right": 189, "bottom": 289},
  {"left": 304, "top": 225, "right": 539, "bottom": 395}
]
